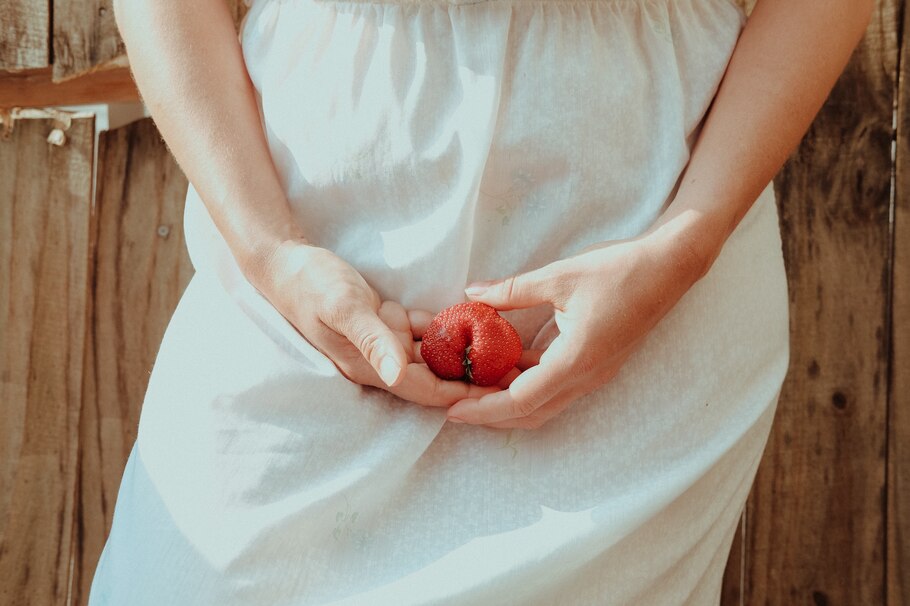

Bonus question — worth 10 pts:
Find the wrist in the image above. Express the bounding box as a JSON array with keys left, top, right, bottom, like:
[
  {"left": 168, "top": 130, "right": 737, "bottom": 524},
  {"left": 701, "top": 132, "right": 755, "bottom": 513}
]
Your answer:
[
  {"left": 641, "top": 210, "right": 728, "bottom": 285},
  {"left": 240, "top": 234, "right": 314, "bottom": 294}
]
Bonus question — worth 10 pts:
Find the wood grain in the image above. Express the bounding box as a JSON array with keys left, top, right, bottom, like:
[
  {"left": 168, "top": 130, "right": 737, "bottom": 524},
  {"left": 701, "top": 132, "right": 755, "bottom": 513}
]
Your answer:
[
  {"left": 0, "top": 0, "right": 50, "bottom": 71},
  {"left": 71, "top": 117, "right": 193, "bottom": 606},
  {"left": 50, "top": 0, "right": 250, "bottom": 81},
  {"left": 0, "top": 64, "right": 139, "bottom": 109},
  {"left": 888, "top": 1, "right": 910, "bottom": 603},
  {"left": 0, "top": 112, "right": 94, "bottom": 606},
  {"left": 51, "top": 0, "right": 124, "bottom": 82},
  {"left": 721, "top": 0, "right": 898, "bottom": 603}
]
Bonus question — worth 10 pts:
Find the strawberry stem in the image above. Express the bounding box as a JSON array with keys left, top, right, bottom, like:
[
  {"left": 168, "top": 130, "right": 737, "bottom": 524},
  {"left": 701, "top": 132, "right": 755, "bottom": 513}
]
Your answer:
[{"left": 462, "top": 344, "right": 473, "bottom": 382}]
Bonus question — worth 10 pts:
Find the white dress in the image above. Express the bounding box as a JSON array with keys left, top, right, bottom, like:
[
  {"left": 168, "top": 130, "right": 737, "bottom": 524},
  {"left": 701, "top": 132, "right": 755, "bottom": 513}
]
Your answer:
[{"left": 88, "top": 0, "right": 790, "bottom": 603}]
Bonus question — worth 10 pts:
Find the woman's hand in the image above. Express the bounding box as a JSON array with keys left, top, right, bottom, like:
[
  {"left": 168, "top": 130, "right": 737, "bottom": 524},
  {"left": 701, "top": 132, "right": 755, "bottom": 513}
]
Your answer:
[
  {"left": 251, "top": 239, "right": 503, "bottom": 407},
  {"left": 444, "top": 233, "right": 707, "bottom": 429}
]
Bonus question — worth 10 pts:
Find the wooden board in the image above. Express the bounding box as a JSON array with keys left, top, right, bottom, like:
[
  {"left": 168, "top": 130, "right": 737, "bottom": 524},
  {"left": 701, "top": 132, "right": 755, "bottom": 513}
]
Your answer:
[
  {"left": 888, "top": 1, "right": 910, "bottom": 603},
  {"left": 0, "top": 111, "right": 94, "bottom": 606},
  {"left": 0, "top": 0, "right": 50, "bottom": 71},
  {"left": 50, "top": 0, "right": 250, "bottom": 82},
  {"left": 71, "top": 117, "right": 193, "bottom": 606},
  {"left": 721, "top": 0, "right": 897, "bottom": 603},
  {"left": 0, "top": 64, "right": 139, "bottom": 109},
  {"left": 51, "top": 0, "right": 124, "bottom": 82}
]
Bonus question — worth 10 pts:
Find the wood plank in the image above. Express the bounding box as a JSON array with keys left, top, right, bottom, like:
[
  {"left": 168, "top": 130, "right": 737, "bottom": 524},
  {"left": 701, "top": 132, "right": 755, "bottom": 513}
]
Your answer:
[
  {"left": 51, "top": 0, "right": 124, "bottom": 82},
  {"left": 888, "top": 0, "right": 910, "bottom": 602},
  {"left": 71, "top": 117, "right": 193, "bottom": 606},
  {"left": 0, "top": 0, "right": 50, "bottom": 71},
  {"left": 0, "top": 110, "right": 94, "bottom": 606},
  {"left": 0, "top": 64, "right": 139, "bottom": 109},
  {"left": 721, "top": 1, "right": 898, "bottom": 603},
  {"left": 50, "top": 0, "right": 250, "bottom": 82}
]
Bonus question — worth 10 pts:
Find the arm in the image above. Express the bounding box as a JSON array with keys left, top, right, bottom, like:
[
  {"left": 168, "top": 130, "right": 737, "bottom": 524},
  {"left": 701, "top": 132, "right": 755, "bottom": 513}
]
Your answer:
[
  {"left": 642, "top": 0, "right": 876, "bottom": 281},
  {"left": 114, "top": 0, "right": 507, "bottom": 404},
  {"left": 111, "top": 0, "right": 306, "bottom": 286},
  {"left": 447, "top": 0, "right": 875, "bottom": 428}
]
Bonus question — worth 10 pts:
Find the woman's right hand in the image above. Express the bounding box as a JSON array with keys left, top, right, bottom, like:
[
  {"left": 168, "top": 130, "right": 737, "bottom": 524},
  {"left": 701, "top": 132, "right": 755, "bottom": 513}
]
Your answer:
[{"left": 247, "top": 239, "right": 504, "bottom": 407}]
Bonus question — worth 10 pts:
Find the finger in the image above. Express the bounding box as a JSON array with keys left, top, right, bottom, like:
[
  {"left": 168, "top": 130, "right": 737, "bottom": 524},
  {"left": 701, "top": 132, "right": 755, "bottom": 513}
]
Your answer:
[
  {"left": 479, "top": 382, "right": 587, "bottom": 430},
  {"left": 530, "top": 316, "right": 559, "bottom": 350},
  {"left": 388, "top": 364, "right": 503, "bottom": 408},
  {"left": 379, "top": 301, "right": 414, "bottom": 361},
  {"left": 378, "top": 300, "right": 410, "bottom": 333},
  {"left": 310, "top": 320, "right": 388, "bottom": 387},
  {"left": 464, "top": 261, "right": 571, "bottom": 311},
  {"left": 516, "top": 348, "right": 544, "bottom": 371},
  {"left": 445, "top": 335, "right": 576, "bottom": 424},
  {"left": 497, "top": 366, "right": 522, "bottom": 388},
  {"left": 334, "top": 302, "right": 409, "bottom": 388},
  {"left": 407, "top": 309, "right": 435, "bottom": 340}
]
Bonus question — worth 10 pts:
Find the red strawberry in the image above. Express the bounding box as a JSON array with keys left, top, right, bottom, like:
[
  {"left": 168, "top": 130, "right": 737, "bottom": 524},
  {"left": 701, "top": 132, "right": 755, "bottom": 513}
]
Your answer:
[{"left": 420, "top": 302, "right": 523, "bottom": 387}]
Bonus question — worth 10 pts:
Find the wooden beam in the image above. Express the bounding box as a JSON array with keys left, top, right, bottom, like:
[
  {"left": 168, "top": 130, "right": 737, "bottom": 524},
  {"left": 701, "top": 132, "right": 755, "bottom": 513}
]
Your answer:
[
  {"left": 0, "top": 64, "right": 140, "bottom": 109},
  {"left": 0, "top": 110, "right": 94, "bottom": 606},
  {"left": 888, "top": 0, "right": 910, "bottom": 602}
]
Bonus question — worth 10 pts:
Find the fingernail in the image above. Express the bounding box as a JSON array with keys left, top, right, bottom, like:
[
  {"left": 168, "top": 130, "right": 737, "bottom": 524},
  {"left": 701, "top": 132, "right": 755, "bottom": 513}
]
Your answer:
[
  {"left": 379, "top": 356, "right": 401, "bottom": 386},
  {"left": 465, "top": 281, "right": 492, "bottom": 296},
  {"left": 447, "top": 416, "right": 466, "bottom": 424}
]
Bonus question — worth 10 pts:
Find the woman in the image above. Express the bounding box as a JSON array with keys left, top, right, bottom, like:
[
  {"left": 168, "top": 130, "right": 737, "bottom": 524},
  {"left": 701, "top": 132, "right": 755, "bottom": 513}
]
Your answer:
[{"left": 89, "top": 0, "right": 872, "bottom": 603}]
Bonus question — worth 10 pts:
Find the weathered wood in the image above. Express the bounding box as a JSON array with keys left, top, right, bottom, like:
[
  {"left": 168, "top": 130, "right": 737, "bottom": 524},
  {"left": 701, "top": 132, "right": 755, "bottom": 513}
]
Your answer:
[
  {"left": 0, "top": 0, "right": 50, "bottom": 71},
  {"left": 0, "top": 110, "right": 94, "bottom": 606},
  {"left": 51, "top": 0, "right": 124, "bottom": 82},
  {"left": 720, "top": 504, "right": 746, "bottom": 604},
  {"left": 50, "top": 0, "right": 250, "bottom": 82},
  {"left": 71, "top": 117, "right": 193, "bottom": 606},
  {"left": 888, "top": 1, "right": 910, "bottom": 603},
  {"left": 0, "top": 64, "right": 139, "bottom": 109},
  {"left": 720, "top": 1, "right": 897, "bottom": 603}
]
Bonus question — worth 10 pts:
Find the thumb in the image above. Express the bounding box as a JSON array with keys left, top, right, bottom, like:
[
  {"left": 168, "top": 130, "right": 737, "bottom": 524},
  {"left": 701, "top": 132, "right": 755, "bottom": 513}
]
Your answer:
[
  {"left": 464, "top": 264, "right": 565, "bottom": 311},
  {"left": 342, "top": 308, "right": 408, "bottom": 387}
]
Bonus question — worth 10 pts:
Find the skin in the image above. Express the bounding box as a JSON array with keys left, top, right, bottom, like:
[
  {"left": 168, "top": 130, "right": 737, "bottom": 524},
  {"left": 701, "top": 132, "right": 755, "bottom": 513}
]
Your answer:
[
  {"left": 446, "top": 0, "right": 876, "bottom": 428},
  {"left": 113, "top": 0, "right": 873, "bottom": 429}
]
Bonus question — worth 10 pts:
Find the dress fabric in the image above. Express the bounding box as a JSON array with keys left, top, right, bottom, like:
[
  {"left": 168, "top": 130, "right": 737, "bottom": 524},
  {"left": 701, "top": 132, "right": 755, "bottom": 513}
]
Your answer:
[{"left": 88, "top": 0, "right": 791, "bottom": 603}]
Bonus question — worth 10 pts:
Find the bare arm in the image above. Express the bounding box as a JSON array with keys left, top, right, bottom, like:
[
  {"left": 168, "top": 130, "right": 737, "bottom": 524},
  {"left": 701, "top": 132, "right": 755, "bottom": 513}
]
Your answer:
[
  {"left": 113, "top": 0, "right": 511, "bottom": 404},
  {"left": 111, "top": 0, "right": 306, "bottom": 287},
  {"left": 642, "top": 0, "right": 875, "bottom": 278},
  {"left": 448, "top": 0, "right": 876, "bottom": 427}
]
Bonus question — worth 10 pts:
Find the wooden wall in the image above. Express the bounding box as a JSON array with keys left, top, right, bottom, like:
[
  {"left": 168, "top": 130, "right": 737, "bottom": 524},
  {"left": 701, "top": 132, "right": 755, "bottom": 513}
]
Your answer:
[
  {"left": 0, "top": 0, "right": 249, "bottom": 107},
  {"left": 0, "top": 110, "right": 94, "bottom": 606},
  {"left": 0, "top": 0, "right": 907, "bottom": 604},
  {"left": 719, "top": 1, "right": 903, "bottom": 604}
]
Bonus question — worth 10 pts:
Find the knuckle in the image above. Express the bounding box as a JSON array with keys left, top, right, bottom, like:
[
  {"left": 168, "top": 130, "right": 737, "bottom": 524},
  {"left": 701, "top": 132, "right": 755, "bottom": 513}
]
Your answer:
[
  {"left": 353, "top": 329, "right": 383, "bottom": 362},
  {"left": 502, "top": 275, "right": 519, "bottom": 302},
  {"left": 427, "top": 377, "right": 445, "bottom": 405},
  {"left": 510, "top": 396, "right": 539, "bottom": 419},
  {"left": 563, "top": 349, "right": 597, "bottom": 381}
]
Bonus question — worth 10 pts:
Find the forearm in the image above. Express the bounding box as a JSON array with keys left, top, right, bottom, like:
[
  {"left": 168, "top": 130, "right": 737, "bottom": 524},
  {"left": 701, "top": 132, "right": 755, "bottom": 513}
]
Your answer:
[
  {"left": 112, "top": 0, "right": 308, "bottom": 286},
  {"left": 641, "top": 0, "right": 874, "bottom": 281}
]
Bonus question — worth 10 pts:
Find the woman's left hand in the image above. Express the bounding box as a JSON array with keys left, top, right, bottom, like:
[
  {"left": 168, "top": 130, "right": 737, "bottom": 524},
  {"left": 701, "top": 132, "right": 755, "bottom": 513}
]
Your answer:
[{"left": 444, "top": 233, "right": 709, "bottom": 430}]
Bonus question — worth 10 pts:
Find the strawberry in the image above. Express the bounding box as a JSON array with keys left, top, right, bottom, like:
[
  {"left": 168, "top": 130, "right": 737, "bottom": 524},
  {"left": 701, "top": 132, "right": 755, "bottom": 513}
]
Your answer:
[{"left": 420, "top": 302, "right": 523, "bottom": 387}]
